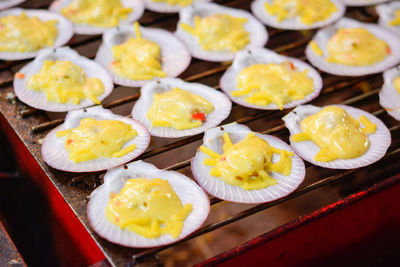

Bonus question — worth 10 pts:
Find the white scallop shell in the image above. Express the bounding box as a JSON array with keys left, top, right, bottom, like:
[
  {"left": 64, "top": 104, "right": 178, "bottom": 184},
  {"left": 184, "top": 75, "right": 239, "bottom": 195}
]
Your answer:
[
  {"left": 340, "top": 0, "right": 390, "bottom": 7},
  {"left": 132, "top": 78, "right": 232, "bottom": 138},
  {"left": 283, "top": 104, "right": 391, "bottom": 169},
  {"left": 376, "top": 1, "right": 400, "bottom": 37},
  {"left": 143, "top": 0, "right": 211, "bottom": 13},
  {"left": 87, "top": 160, "right": 210, "bottom": 248},
  {"left": 251, "top": 0, "right": 345, "bottom": 30},
  {"left": 95, "top": 24, "right": 191, "bottom": 87},
  {"left": 0, "top": 8, "right": 73, "bottom": 60},
  {"left": 49, "top": 0, "right": 145, "bottom": 35},
  {"left": 220, "top": 47, "right": 323, "bottom": 110},
  {"left": 175, "top": 2, "right": 268, "bottom": 62},
  {"left": 191, "top": 123, "right": 306, "bottom": 204},
  {"left": 0, "top": 0, "right": 25, "bottom": 10},
  {"left": 379, "top": 65, "right": 400, "bottom": 121},
  {"left": 14, "top": 47, "right": 114, "bottom": 112},
  {"left": 305, "top": 18, "right": 400, "bottom": 76},
  {"left": 42, "top": 106, "right": 150, "bottom": 172}
]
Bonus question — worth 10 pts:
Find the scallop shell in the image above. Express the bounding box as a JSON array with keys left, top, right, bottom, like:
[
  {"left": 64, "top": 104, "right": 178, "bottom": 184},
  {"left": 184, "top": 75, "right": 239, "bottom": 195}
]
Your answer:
[
  {"left": 340, "top": 0, "right": 390, "bottom": 7},
  {"left": 376, "top": 1, "right": 400, "bottom": 37},
  {"left": 191, "top": 123, "right": 306, "bottom": 204},
  {"left": 220, "top": 47, "right": 323, "bottom": 110},
  {"left": 14, "top": 47, "right": 114, "bottom": 112},
  {"left": 0, "top": 0, "right": 25, "bottom": 10},
  {"left": 305, "top": 18, "right": 400, "bottom": 76},
  {"left": 143, "top": 0, "right": 211, "bottom": 13},
  {"left": 283, "top": 104, "right": 391, "bottom": 169},
  {"left": 49, "top": 0, "right": 145, "bottom": 35},
  {"left": 87, "top": 160, "right": 210, "bottom": 248},
  {"left": 132, "top": 78, "right": 232, "bottom": 138},
  {"left": 0, "top": 8, "right": 73, "bottom": 60},
  {"left": 251, "top": 0, "right": 345, "bottom": 30},
  {"left": 175, "top": 2, "right": 268, "bottom": 62},
  {"left": 379, "top": 65, "right": 400, "bottom": 121},
  {"left": 95, "top": 24, "right": 191, "bottom": 87},
  {"left": 42, "top": 106, "right": 150, "bottom": 172}
]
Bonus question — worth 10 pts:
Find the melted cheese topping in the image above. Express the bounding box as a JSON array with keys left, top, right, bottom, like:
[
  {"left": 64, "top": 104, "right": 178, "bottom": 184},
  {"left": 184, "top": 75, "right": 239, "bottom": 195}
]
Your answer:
[
  {"left": 394, "top": 76, "right": 400, "bottom": 95},
  {"left": 181, "top": 14, "right": 250, "bottom": 52},
  {"left": 26, "top": 60, "right": 105, "bottom": 105},
  {"left": 389, "top": 10, "right": 400, "bottom": 26},
  {"left": 61, "top": 0, "right": 132, "bottom": 27},
  {"left": 146, "top": 87, "right": 214, "bottom": 130},
  {"left": 106, "top": 178, "right": 192, "bottom": 238},
  {"left": 200, "top": 132, "right": 293, "bottom": 190},
  {"left": 231, "top": 62, "right": 314, "bottom": 110},
  {"left": 265, "top": 0, "right": 337, "bottom": 25},
  {"left": 0, "top": 13, "right": 58, "bottom": 53},
  {"left": 326, "top": 28, "right": 390, "bottom": 66},
  {"left": 56, "top": 118, "right": 137, "bottom": 163},
  {"left": 111, "top": 23, "right": 167, "bottom": 81},
  {"left": 151, "top": 0, "right": 193, "bottom": 7},
  {"left": 291, "top": 106, "right": 376, "bottom": 162}
]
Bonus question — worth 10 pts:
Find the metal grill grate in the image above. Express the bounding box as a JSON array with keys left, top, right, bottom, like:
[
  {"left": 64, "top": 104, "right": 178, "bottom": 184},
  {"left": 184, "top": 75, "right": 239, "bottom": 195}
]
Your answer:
[{"left": 0, "top": 0, "right": 399, "bottom": 266}]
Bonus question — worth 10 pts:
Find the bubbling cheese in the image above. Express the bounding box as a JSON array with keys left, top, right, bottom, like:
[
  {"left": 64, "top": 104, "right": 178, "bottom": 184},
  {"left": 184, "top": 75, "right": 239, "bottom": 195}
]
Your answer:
[
  {"left": 105, "top": 178, "right": 193, "bottom": 238},
  {"left": 146, "top": 87, "right": 214, "bottom": 130},
  {"left": 180, "top": 13, "right": 250, "bottom": 52},
  {"left": 111, "top": 23, "right": 167, "bottom": 81},
  {"left": 56, "top": 118, "right": 138, "bottom": 163},
  {"left": 0, "top": 12, "right": 58, "bottom": 53},
  {"left": 26, "top": 60, "right": 104, "bottom": 105},
  {"left": 265, "top": 0, "right": 338, "bottom": 25},
  {"left": 61, "top": 0, "right": 132, "bottom": 27},
  {"left": 326, "top": 28, "right": 390, "bottom": 66},
  {"left": 200, "top": 132, "right": 293, "bottom": 190},
  {"left": 291, "top": 106, "right": 376, "bottom": 162},
  {"left": 231, "top": 62, "right": 314, "bottom": 110}
]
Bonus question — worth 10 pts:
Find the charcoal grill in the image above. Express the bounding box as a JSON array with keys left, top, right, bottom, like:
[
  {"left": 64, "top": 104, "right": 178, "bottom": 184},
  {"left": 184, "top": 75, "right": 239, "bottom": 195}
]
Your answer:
[{"left": 1, "top": 0, "right": 400, "bottom": 266}]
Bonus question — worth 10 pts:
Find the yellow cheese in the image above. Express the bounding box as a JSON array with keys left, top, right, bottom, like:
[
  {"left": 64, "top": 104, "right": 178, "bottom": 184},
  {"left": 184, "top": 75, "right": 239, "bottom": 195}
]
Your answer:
[
  {"left": 393, "top": 76, "right": 400, "bottom": 95},
  {"left": 389, "top": 10, "right": 400, "bottom": 26},
  {"left": 56, "top": 118, "right": 137, "bottom": 163},
  {"left": 310, "top": 41, "right": 324, "bottom": 56},
  {"left": 200, "top": 132, "right": 293, "bottom": 190},
  {"left": 106, "top": 178, "right": 192, "bottom": 238},
  {"left": 291, "top": 106, "right": 376, "bottom": 162},
  {"left": 0, "top": 12, "right": 58, "bottom": 53},
  {"left": 26, "top": 60, "right": 105, "bottom": 105},
  {"left": 146, "top": 87, "right": 214, "bottom": 130},
  {"left": 61, "top": 0, "right": 132, "bottom": 27},
  {"left": 326, "top": 28, "right": 389, "bottom": 66},
  {"left": 265, "top": 0, "right": 338, "bottom": 25},
  {"left": 111, "top": 23, "right": 167, "bottom": 80},
  {"left": 231, "top": 62, "right": 314, "bottom": 110},
  {"left": 151, "top": 0, "right": 193, "bottom": 7},
  {"left": 181, "top": 14, "right": 250, "bottom": 52}
]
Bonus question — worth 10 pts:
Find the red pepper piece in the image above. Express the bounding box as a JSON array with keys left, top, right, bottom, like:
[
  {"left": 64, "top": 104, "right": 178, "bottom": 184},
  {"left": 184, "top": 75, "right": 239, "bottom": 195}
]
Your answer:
[{"left": 192, "top": 112, "right": 206, "bottom": 122}]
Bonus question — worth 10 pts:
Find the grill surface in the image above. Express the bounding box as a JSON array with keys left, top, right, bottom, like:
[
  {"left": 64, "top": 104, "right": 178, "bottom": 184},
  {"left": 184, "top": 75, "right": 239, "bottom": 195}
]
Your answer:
[{"left": 0, "top": 0, "right": 400, "bottom": 266}]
